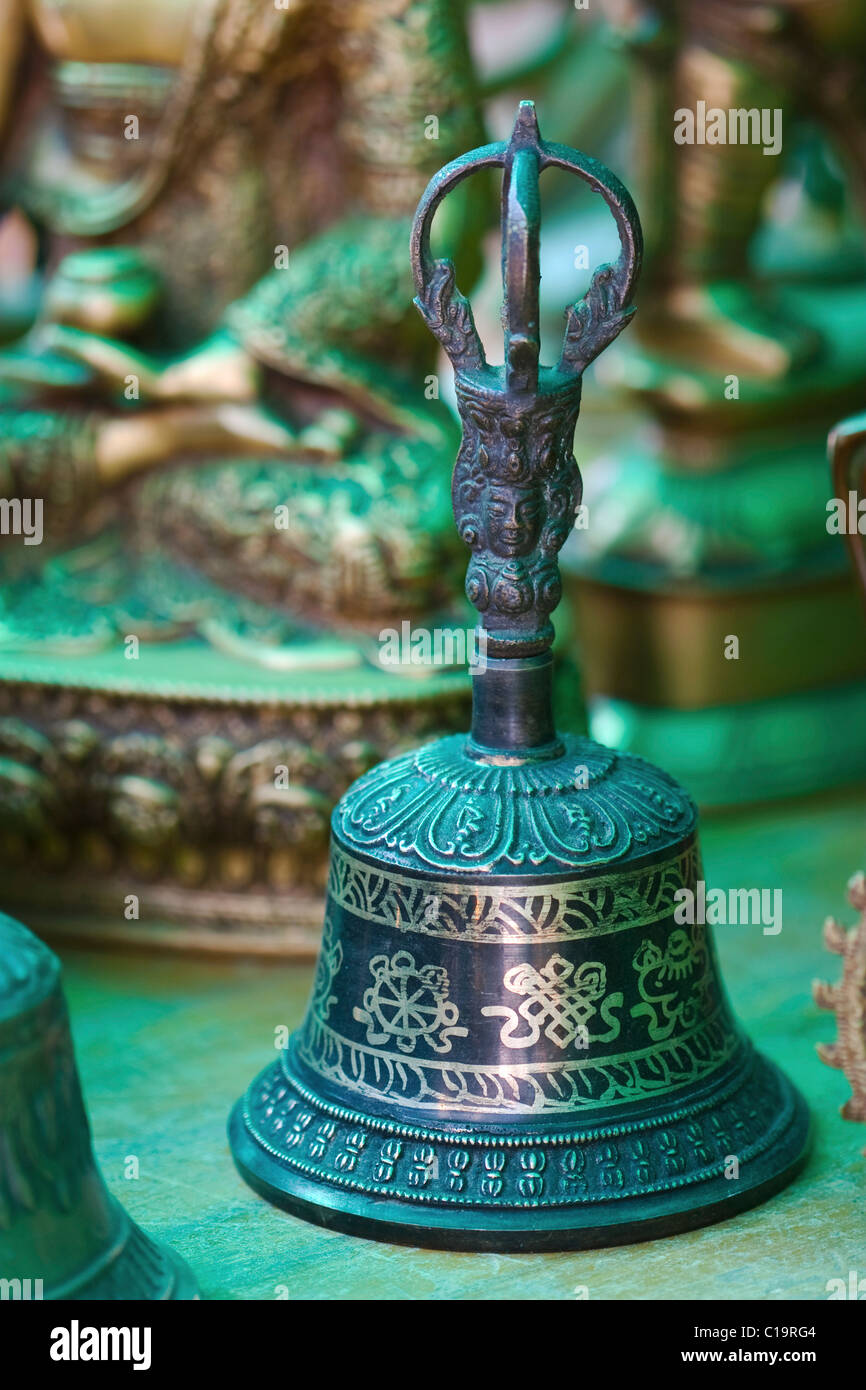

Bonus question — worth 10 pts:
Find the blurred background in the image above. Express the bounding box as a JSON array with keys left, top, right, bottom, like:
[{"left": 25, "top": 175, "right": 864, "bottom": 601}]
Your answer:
[
  {"left": 1, "top": 0, "right": 864, "bottom": 1304},
  {"left": 0, "top": 0, "right": 865, "bottom": 950}
]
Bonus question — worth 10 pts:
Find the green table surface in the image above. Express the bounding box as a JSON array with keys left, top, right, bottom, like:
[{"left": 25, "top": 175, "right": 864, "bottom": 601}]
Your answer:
[{"left": 58, "top": 788, "right": 866, "bottom": 1301}]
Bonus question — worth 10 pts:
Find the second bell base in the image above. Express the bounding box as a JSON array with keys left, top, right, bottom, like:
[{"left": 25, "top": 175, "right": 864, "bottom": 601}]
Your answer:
[
  {"left": 228, "top": 1051, "right": 810, "bottom": 1254},
  {"left": 45, "top": 1199, "right": 201, "bottom": 1300}
]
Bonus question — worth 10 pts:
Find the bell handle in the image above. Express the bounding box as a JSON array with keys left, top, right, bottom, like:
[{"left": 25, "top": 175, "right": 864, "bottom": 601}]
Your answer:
[{"left": 410, "top": 101, "right": 643, "bottom": 379}]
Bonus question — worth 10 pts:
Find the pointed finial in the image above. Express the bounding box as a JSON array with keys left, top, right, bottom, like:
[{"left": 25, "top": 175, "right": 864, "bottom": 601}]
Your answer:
[
  {"left": 411, "top": 100, "right": 641, "bottom": 384},
  {"left": 509, "top": 99, "right": 541, "bottom": 148},
  {"left": 502, "top": 103, "right": 542, "bottom": 392},
  {"left": 410, "top": 103, "right": 643, "bottom": 657}
]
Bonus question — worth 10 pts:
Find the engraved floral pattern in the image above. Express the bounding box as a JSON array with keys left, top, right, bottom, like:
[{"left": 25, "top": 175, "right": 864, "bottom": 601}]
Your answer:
[
  {"left": 336, "top": 732, "right": 695, "bottom": 874},
  {"left": 327, "top": 841, "right": 700, "bottom": 942}
]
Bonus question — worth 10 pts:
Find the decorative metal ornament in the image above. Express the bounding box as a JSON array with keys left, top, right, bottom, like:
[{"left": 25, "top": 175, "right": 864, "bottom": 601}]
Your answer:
[
  {"left": 0, "top": 914, "right": 199, "bottom": 1298},
  {"left": 813, "top": 873, "right": 866, "bottom": 1135},
  {"left": 814, "top": 415, "right": 866, "bottom": 1145},
  {"left": 229, "top": 103, "right": 810, "bottom": 1251}
]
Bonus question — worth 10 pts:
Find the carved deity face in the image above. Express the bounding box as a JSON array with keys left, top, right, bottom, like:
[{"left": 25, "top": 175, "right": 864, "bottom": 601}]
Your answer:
[{"left": 486, "top": 484, "right": 542, "bottom": 558}]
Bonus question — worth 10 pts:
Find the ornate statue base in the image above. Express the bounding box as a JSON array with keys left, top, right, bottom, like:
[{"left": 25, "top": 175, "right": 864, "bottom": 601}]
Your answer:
[{"left": 0, "top": 638, "right": 470, "bottom": 956}]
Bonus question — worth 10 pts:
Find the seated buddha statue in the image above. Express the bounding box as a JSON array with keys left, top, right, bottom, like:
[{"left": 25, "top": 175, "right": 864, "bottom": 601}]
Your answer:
[
  {"left": 0, "top": 0, "right": 486, "bottom": 654},
  {"left": 602, "top": 0, "right": 866, "bottom": 383}
]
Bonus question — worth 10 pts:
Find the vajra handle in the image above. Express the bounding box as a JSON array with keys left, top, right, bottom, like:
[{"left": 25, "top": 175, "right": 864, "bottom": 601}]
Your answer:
[{"left": 411, "top": 100, "right": 642, "bottom": 659}]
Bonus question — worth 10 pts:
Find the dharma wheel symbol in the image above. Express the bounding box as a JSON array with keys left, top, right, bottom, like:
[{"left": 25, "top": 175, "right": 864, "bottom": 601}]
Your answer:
[{"left": 353, "top": 951, "right": 468, "bottom": 1055}]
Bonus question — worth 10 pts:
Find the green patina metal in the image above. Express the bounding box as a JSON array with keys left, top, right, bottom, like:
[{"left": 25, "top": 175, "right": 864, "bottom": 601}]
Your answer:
[
  {"left": 227, "top": 105, "right": 809, "bottom": 1251},
  {"left": 0, "top": 0, "right": 489, "bottom": 946},
  {"left": 52, "top": 786, "right": 861, "bottom": 1297},
  {"left": 0, "top": 915, "right": 198, "bottom": 1299}
]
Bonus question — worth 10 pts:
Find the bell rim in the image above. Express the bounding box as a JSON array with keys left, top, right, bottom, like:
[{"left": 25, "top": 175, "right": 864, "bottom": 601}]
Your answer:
[
  {"left": 44, "top": 1198, "right": 200, "bottom": 1301},
  {"left": 228, "top": 1046, "right": 810, "bottom": 1252},
  {"left": 228, "top": 1139, "right": 810, "bottom": 1254}
]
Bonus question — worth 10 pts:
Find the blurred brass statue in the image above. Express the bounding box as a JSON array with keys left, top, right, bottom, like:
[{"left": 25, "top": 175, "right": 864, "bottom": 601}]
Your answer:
[
  {"left": 0, "top": 0, "right": 486, "bottom": 950},
  {"left": 606, "top": 0, "right": 866, "bottom": 378},
  {"left": 565, "top": 0, "right": 866, "bottom": 806},
  {"left": 0, "top": 0, "right": 484, "bottom": 629}
]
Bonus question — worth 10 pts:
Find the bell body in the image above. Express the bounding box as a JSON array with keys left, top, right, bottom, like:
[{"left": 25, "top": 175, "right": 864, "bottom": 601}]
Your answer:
[
  {"left": 229, "top": 728, "right": 809, "bottom": 1250},
  {"left": 0, "top": 916, "right": 199, "bottom": 1298},
  {"left": 230, "top": 103, "right": 808, "bottom": 1250}
]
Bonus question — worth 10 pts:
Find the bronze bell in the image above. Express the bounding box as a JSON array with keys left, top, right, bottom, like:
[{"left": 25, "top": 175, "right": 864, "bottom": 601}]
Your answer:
[
  {"left": 229, "top": 103, "right": 810, "bottom": 1251},
  {"left": 0, "top": 914, "right": 199, "bottom": 1298}
]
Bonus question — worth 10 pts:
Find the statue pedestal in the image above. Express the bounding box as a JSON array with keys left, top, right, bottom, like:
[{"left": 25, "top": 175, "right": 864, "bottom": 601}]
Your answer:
[{"left": 0, "top": 640, "right": 469, "bottom": 955}]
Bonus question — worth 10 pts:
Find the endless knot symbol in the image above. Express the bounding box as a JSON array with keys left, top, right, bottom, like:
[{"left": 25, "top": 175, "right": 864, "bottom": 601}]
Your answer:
[
  {"left": 353, "top": 950, "right": 468, "bottom": 1055},
  {"left": 482, "top": 953, "right": 617, "bottom": 1050}
]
